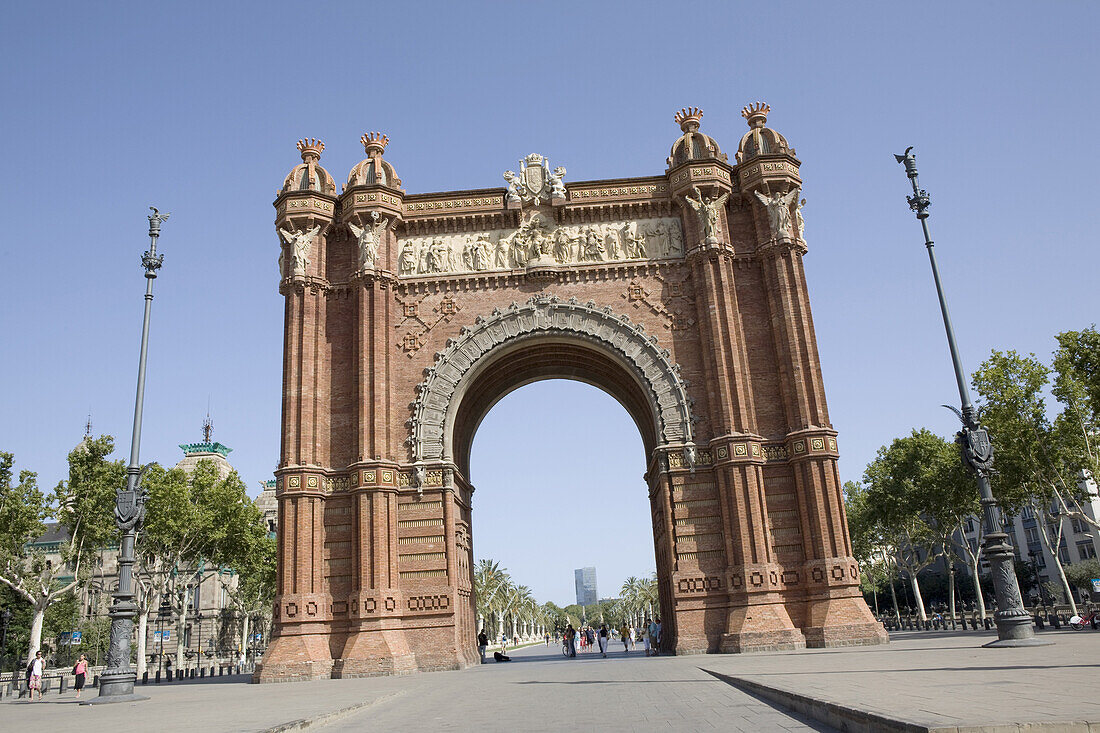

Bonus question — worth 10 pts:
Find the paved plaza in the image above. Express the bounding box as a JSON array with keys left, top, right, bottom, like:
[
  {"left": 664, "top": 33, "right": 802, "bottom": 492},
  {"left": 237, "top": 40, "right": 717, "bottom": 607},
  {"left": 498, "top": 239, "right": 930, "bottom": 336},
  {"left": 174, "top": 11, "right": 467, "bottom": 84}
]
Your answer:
[{"left": 3, "top": 628, "right": 1099, "bottom": 732}]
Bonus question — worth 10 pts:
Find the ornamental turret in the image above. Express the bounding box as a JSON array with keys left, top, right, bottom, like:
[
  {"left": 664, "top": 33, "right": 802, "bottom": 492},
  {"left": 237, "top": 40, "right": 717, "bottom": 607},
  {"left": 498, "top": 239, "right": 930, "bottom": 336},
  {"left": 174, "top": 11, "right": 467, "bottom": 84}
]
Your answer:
[
  {"left": 275, "top": 139, "right": 336, "bottom": 287},
  {"left": 734, "top": 103, "right": 803, "bottom": 250},
  {"left": 342, "top": 132, "right": 404, "bottom": 275},
  {"left": 665, "top": 107, "right": 734, "bottom": 254}
]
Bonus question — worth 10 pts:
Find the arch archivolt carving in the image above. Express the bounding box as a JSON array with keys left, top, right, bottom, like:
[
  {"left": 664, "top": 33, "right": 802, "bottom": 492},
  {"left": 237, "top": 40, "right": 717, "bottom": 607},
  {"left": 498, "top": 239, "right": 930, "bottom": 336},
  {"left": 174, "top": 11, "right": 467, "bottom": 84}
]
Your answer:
[{"left": 407, "top": 295, "right": 696, "bottom": 469}]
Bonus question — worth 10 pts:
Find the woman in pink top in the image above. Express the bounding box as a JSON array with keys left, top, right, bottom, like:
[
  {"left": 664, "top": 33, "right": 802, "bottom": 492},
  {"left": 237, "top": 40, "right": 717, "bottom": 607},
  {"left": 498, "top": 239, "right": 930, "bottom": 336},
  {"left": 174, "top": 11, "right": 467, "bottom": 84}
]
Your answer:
[{"left": 73, "top": 654, "right": 88, "bottom": 698}]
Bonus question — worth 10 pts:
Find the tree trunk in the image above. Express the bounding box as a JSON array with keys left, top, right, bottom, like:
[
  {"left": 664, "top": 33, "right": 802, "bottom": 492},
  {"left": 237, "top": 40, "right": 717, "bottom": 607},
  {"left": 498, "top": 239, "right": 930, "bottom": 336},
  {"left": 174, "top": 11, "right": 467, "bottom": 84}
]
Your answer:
[
  {"left": 240, "top": 614, "right": 250, "bottom": 663},
  {"left": 889, "top": 576, "right": 900, "bottom": 620},
  {"left": 969, "top": 557, "right": 987, "bottom": 620},
  {"left": 908, "top": 572, "right": 927, "bottom": 621},
  {"left": 26, "top": 604, "right": 46, "bottom": 666},
  {"left": 176, "top": 598, "right": 190, "bottom": 671},
  {"left": 136, "top": 610, "right": 150, "bottom": 676},
  {"left": 1050, "top": 553, "right": 1079, "bottom": 616}
]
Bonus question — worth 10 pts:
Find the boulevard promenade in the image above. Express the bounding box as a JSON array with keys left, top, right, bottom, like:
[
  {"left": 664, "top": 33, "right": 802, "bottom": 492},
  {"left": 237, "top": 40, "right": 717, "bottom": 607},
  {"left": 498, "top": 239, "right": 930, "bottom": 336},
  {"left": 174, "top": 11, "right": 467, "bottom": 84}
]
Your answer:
[{"left": 3, "top": 629, "right": 1099, "bottom": 732}]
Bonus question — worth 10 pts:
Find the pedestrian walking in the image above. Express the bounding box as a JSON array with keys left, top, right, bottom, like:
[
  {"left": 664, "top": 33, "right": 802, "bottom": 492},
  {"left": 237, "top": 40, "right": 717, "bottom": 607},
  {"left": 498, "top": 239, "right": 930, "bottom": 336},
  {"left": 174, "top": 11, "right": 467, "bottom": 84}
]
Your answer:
[
  {"left": 642, "top": 617, "right": 652, "bottom": 656},
  {"left": 477, "top": 630, "right": 488, "bottom": 663},
  {"left": 598, "top": 624, "right": 609, "bottom": 658},
  {"left": 648, "top": 617, "right": 662, "bottom": 656},
  {"left": 28, "top": 650, "right": 44, "bottom": 700},
  {"left": 564, "top": 624, "right": 577, "bottom": 657},
  {"left": 619, "top": 623, "right": 631, "bottom": 652},
  {"left": 501, "top": 632, "right": 508, "bottom": 653},
  {"left": 544, "top": 632, "right": 550, "bottom": 646},
  {"left": 73, "top": 653, "right": 88, "bottom": 698},
  {"left": 629, "top": 625, "right": 637, "bottom": 649}
]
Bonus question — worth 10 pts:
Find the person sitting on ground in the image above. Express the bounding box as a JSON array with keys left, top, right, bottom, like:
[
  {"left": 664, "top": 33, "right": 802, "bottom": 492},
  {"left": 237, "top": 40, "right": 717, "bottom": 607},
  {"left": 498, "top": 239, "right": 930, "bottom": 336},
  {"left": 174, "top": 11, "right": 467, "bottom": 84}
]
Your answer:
[{"left": 493, "top": 651, "right": 511, "bottom": 662}]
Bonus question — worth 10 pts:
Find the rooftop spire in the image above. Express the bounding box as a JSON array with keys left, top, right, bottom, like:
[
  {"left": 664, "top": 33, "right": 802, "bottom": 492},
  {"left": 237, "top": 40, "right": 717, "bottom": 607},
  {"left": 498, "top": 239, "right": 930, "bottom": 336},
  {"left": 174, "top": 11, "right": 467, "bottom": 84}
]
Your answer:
[{"left": 202, "top": 412, "right": 213, "bottom": 443}]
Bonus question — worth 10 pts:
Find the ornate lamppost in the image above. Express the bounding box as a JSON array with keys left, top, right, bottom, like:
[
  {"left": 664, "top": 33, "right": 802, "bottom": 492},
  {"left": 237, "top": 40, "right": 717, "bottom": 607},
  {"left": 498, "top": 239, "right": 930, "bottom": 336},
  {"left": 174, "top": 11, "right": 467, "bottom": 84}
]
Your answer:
[
  {"left": 90, "top": 208, "right": 169, "bottom": 703},
  {"left": 895, "top": 150, "right": 1046, "bottom": 647}
]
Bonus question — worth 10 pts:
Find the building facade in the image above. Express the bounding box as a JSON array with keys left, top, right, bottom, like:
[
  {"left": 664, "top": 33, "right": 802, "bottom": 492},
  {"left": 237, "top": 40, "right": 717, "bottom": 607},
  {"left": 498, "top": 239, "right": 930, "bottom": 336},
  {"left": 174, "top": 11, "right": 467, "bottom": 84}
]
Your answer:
[
  {"left": 574, "top": 567, "right": 598, "bottom": 606},
  {"left": 259, "top": 104, "right": 886, "bottom": 682}
]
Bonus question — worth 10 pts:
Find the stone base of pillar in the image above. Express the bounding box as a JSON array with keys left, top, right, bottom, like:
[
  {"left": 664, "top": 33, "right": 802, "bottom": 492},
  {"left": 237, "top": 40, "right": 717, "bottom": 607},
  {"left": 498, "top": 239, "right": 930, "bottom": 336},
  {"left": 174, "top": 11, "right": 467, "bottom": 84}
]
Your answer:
[
  {"left": 801, "top": 594, "right": 890, "bottom": 648},
  {"left": 254, "top": 633, "right": 334, "bottom": 683},
  {"left": 332, "top": 628, "right": 419, "bottom": 678},
  {"left": 720, "top": 600, "right": 807, "bottom": 653}
]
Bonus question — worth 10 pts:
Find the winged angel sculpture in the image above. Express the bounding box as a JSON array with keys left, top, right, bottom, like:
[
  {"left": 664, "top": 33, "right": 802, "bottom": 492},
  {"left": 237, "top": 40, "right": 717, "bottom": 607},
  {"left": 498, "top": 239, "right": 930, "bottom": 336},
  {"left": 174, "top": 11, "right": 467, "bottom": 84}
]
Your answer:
[
  {"left": 279, "top": 225, "right": 321, "bottom": 278},
  {"left": 348, "top": 211, "right": 389, "bottom": 271}
]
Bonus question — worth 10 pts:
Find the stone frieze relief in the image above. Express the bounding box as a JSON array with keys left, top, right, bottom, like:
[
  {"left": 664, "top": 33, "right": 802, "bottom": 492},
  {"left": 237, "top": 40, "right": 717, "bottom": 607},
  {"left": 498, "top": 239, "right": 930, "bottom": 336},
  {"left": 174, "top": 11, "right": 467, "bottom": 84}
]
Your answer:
[{"left": 396, "top": 214, "right": 684, "bottom": 277}]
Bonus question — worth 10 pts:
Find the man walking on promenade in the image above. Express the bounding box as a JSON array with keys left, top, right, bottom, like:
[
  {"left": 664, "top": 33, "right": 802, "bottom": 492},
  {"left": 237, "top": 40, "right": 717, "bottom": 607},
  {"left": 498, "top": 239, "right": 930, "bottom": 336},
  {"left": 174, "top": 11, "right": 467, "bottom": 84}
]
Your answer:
[{"left": 619, "top": 622, "right": 631, "bottom": 653}]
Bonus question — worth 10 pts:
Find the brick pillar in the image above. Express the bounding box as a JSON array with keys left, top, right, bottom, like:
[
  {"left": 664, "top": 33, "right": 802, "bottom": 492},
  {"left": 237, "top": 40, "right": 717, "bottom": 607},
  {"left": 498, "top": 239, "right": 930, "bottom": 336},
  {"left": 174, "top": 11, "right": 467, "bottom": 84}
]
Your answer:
[
  {"left": 684, "top": 239, "right": 804, "bottom": 653},
  {"left": 257, "top": 193, "right": 336, "bottom": 682},
  {"left": 757, "top": 234, "right": 887, "bottom": 649}
]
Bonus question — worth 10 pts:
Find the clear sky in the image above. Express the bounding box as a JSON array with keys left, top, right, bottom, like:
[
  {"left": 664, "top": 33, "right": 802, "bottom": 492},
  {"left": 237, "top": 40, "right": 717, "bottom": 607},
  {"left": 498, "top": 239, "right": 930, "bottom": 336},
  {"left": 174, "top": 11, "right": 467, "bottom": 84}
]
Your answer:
[{"left": 2, "top": 2, "right": 1097, "bottom": 606}]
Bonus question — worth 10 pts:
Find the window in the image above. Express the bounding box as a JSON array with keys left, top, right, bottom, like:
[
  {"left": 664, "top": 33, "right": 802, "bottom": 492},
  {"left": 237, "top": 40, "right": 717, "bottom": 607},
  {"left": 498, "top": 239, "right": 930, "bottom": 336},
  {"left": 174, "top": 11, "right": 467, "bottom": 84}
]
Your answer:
[
  {"left": 1020, "top": 506, "right": 1035, "bottom": 520},
  {"left": 1071, "top": 518, "right": 1088, "bottom": 534},
  {"left": 965, "top": 519, "right": 975, "bottom": 533},
  {"left": 1078, "top": 542, "right": 1098, "bottom": 560},
  {"left": 1058, "top": 547, "right": 1071, "bottom": 564},
  {"left": 1025, "top": 527, "right": 1040, "bottom": 544}
]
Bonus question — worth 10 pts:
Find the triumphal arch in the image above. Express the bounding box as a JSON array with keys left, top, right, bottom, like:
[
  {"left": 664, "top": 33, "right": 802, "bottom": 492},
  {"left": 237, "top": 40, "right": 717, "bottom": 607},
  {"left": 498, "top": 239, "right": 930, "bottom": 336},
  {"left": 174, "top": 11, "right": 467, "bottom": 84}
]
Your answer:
[{"left": 257, "top": 104, "right": 887, "bottom": 682}]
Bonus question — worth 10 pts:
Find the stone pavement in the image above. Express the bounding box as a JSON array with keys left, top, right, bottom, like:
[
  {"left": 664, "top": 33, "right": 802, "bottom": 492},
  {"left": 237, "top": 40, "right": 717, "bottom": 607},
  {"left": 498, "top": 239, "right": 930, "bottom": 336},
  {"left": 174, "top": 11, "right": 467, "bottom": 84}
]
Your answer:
[
  {"left": 2, "top": 628, "right": 1098, "bottom": 732},
  {"left": 699, "top": 628, "right": 1100, "bottom": 732}
]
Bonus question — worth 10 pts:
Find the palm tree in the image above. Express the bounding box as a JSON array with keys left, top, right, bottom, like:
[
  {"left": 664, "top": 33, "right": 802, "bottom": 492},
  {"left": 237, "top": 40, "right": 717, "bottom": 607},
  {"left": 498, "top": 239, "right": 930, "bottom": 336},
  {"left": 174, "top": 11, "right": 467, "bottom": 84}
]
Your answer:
[{"left": 473, "top": 559, "right": 510, "bottom": 636}]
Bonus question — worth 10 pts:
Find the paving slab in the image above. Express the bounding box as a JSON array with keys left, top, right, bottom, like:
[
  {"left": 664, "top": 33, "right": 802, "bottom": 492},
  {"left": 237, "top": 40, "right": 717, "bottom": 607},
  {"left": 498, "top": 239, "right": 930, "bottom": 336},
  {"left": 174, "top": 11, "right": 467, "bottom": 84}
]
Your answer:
[
  {"left": 2, "top": 627, "right": 1096, "bottom": 732},
  {"left": 696, "top": 628, "right": 1100, "bottom": 732}
]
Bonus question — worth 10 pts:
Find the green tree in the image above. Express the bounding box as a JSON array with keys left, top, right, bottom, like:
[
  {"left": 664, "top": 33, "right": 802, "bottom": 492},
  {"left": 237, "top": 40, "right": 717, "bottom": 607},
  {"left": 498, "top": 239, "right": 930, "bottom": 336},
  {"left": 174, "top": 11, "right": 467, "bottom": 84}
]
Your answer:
[
  {"left": 216, "top": 493, "right": 276, "bottom": 664},
  {"left": 972, "top": 349, "right": 1083, "bottom": 613},
  {"left": 1052, "top": 327, "right": 1100, "bottom": 530},
  {"left": 1063, "top": 559, "right": 1100, "bottom": 600},
  {"left": 844, "top": 480, "right": 896, "bottom": 618},
  {"left": 861, "top": 429, "right": 972, "bottom": 620},
  {"left": 0, "top": 439, "right": 120, "bottom": 665},
  {"left": 137, "top": 459, "right": 263, "bottom": 671}
]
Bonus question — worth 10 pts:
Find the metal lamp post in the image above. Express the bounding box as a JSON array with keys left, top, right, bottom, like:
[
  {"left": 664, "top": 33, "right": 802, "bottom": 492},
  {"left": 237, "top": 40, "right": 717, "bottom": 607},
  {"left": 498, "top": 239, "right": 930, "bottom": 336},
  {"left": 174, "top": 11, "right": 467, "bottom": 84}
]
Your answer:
[
  {"left": 90, "top": 208, "right": 169, "bottom": 704},
  {"left": 895, "top": 150, "right": 1047, "bottom": 647}
]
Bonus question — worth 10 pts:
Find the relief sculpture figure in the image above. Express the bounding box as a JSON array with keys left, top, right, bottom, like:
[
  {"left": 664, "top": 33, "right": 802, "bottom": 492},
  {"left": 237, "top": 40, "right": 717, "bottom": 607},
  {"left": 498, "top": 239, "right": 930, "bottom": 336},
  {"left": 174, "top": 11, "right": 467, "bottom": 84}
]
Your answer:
[
  {"left": 581, "top": 226, "right": 605, "bottom": 261},
  {"left": 549, "top": 166, "right": 567, "bottom": 199},
  {"left": 279, "top": 225, "right": 321, "bottom": 277},
  {"left": 622, "top": 224, "right": 647, "bottom": 259},
  {"left": 493, "top": 234, "right": 509, "bottom": 269},
  {"left": 427, "top": 238, "right": 450, "bottom": 273},
  {"left": 795, "top": 197, "right": 806, "bottom": 242},
  {"left": 347, "top": 211, "right": 388, "bottom": 271},
  {"left": 503, "top": 170, "right": 522, "bottom": 205},
  {"left": 754, "top": 188, "right": 799, "bottom": 240},
  {"left": 604, "top": 228, "right": 621, "bottom": 260},
  {"left": 398, "top": 241, "right": 418, "bottom": 275},
  {"left": 552, "top": 228, "right": 573, "bottom": 264},
  {"left": 683, "top": 186, "right": 729, "bottom": 245}
]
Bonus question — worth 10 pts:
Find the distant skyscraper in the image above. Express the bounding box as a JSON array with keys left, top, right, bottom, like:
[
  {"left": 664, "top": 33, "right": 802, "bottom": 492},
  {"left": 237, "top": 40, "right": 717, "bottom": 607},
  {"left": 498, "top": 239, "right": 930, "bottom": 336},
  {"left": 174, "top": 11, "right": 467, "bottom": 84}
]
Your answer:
[{"left": 574, "top": 567, "right": 598, "bottom": 606}]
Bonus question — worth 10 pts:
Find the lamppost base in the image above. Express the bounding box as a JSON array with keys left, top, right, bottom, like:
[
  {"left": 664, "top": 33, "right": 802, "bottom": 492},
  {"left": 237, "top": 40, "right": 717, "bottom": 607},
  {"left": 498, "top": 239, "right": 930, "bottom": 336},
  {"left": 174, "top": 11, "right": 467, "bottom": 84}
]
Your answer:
[
  {"left": 82, "top": 693, "right": 150, "bottom": 705},
  {"left": 982, "top": 637, "right": 1054, "bottom": 648}
]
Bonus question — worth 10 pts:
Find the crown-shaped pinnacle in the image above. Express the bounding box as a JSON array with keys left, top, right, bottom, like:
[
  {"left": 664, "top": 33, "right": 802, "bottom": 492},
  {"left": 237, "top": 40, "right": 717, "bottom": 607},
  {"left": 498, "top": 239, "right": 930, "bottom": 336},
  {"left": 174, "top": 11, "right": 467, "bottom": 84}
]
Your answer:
[
  {"left": 361, "top": 132, "right": 390, "bottom": 154},
  {"left": 674, "top": 107, "right": 703, "bottom": 133},
  {"left": 741, "top": 102, "right": 770, "bottom": 128},
  {"left": 297, "top": 138, "right": 324, "bottom": 161}
]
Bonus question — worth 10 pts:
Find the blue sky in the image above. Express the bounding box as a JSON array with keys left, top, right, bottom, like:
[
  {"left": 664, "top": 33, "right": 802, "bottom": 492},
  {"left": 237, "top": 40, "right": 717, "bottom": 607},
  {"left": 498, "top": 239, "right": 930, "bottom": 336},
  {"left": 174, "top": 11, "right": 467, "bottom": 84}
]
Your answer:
[{"left": 2, "top": 2, "right": 1096, "bottom": 606}]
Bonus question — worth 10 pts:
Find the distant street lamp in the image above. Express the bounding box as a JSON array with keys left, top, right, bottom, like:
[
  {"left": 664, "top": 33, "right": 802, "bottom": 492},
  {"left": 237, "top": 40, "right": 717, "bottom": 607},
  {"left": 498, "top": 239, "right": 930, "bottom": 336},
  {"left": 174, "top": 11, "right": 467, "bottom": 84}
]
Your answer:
[
  {"left": 90, "top": 208, "right": 169, "bottom": 704},
  {"left": 895, "top": 150, "right": 1046, "bottom": 647}
]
